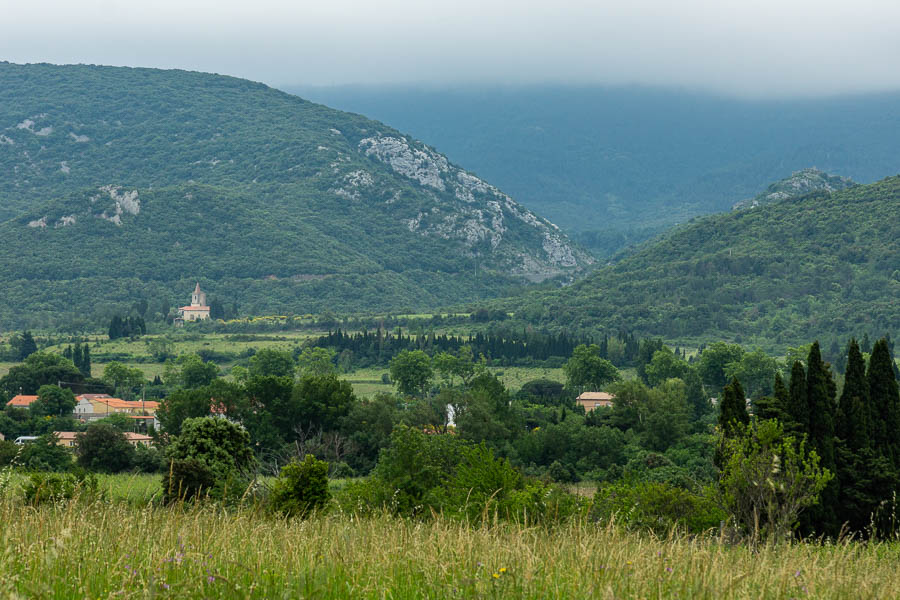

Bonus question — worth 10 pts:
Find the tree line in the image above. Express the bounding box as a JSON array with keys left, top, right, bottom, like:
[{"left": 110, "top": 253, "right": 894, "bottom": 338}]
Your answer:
[{"left": 307, "top": 327, "right": 643, "bottom": 369}]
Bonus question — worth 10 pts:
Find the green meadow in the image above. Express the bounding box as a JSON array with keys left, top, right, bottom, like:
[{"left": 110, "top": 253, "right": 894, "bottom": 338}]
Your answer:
[{"left": 0, "top": 477, "right": 898, "bottom": 599}]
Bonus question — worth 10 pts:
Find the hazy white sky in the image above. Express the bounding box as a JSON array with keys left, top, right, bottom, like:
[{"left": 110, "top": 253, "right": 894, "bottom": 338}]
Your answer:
[{"left": 2, "top": 0, "right": 900, "bottom": 96}]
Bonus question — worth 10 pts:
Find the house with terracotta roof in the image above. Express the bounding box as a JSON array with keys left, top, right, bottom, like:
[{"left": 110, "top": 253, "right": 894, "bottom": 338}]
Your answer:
[
  {"left": 178, "top": 283, "right": 211, "bottom": 322},
  {"left": 576, "top": 391, "right": 615, "bottom": 411},
  {"left": 54, "top": 431, "right": 78, "bottom": 448},
  {"left": 6, "top": 395, "right": 39, "bottom": 409},
  {"left": 52, "top": 431, "right": 154, "bottom": 449},
  {"left": 74, "top": 395, "right": 159, "bottom": 423}
]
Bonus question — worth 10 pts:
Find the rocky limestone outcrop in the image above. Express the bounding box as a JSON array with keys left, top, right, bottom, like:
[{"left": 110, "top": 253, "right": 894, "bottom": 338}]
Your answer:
[
  {"left": 358, "top": 134, "right": 591, "bottom": 279},
  {"left": 734, "top": 168, "right": 856, "bottom": 210}
]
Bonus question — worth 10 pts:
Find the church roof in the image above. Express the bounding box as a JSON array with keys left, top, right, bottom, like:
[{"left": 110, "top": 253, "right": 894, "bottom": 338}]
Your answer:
[{"left": 180, "top": 305, "right": 210, "bottom": 311}]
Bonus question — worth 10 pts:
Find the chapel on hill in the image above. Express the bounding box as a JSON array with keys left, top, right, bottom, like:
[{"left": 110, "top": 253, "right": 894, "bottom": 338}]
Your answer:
[{"left": 179, "top": 283, "right": 210, "bottom": 322}]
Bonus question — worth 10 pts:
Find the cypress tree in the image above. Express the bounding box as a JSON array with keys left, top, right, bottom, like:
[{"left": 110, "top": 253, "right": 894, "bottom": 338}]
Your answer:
[
  {"left": 755, "top": 372, "right": 788, "bottom": 422},
  {"left": 773, "top": 372, "right": 790, "bottom": 418},
  {"left": 73, "top": 344, "right": 84, "bottom": 376},
  {"left": 867, "top": 339, "right": 900, "bottom": 467},
  {"left": 786, "top": 361, "right": 808, "bottom": 436},
  {"left": 108, "top": 316, "right": 122, "bottom": 340},
  {"left": 835, "top": 338, "right": 896, "bottom": 536},
  {"left": 806, "top": 342, "right": 836, "bottom": 469},
  {"left": 837, "top": 339, "right": 869, "bottom": 452},
  {"left": 17, "top": 331, "right": 38, "bottom": 360},
  {"left": 718, "top": 377, "right": 749, "bottom": 437},
  {"left": 804, "top": 341, "right": 839, "bottom": 536},
  {"left": 81, "top": 344, "right": 92, "bottom": 378}
]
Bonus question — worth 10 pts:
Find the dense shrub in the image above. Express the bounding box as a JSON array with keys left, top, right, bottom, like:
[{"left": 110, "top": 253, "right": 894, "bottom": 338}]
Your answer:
[
  {"left": 164, "top": 417, "right": 257, "bottom": 502},
  {"left": 270, "top": 454, "right": 331, "bottom": 518},
  {"left": 0, "top": 440, "right": 19, "bottom": 468},
  {"left": 75, "top": 423, "right": 135, "bottom": 473},
  {"left": 166, "top": 417, "right": 256, "bottom": 479},
  {"left": 19, "top": 434, "right": 73, "bottom": 472},
  {"left": 591, "top": 480, "right": 725, "bottom": 535},
  {"left": 505, "top": 481, "right": 590, "bottom": 525},
  {"left": 162, "top": 458, "right": 216, "bottom": 504},
  {"left": 354, "top": 426, "right": 586, "bottom": 524},
  {"left": 21, "top": 469, "right": 99, "bottom": 505},
  {"left": 133, "top": 444, "right": 165, "bottom": 473},
  {"left": 332, "top": 477, "right": 396, "bottom": 516},
  {"left": 432, "top": 444, "right": 523, "bottom": 522},
  {"left": 328, "top": 461, "right": 355, "bottom": 479},
  {"left": 373, "top": 426, "right": 468, "bottom": 515}
]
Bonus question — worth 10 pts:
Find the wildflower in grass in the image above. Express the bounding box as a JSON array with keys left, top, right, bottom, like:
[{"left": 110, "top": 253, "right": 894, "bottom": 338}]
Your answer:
[
  {"left": 499, "top": 568, "right": 506, "bottom": 573},
  {"left": 666, "top": 567, "right": 673, "bottom": 573},
  {"left": 492, "top": 573, "right": 500, "bottom": 579}
]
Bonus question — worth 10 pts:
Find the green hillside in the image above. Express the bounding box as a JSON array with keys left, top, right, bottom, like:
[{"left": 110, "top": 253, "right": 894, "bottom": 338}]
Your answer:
[
  {"left": 506, "top": 177, "right": 900, "bottom": 347},
  {"left": 0, "top": 63, "right": 590, "bottom": 329}
]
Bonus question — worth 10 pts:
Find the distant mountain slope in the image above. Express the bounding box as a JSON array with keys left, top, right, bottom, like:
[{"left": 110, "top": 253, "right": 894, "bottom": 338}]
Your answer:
[
  {"left": 0, "top": 63, "right": 589, "bottom": 329},
  {"left": 732, "top": 168, "right": 856, "bottom": 210},
  {"left": 295, "top": 85, "right": 900, "bottom": 255},
  {"left": 503, "top": 177, "right": 900, "bottom": 348}
]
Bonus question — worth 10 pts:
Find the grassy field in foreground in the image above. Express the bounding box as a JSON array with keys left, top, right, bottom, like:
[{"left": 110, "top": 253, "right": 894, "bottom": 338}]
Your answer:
[{"left": 0, "top": 492, "right": 898, "bottom": 599}]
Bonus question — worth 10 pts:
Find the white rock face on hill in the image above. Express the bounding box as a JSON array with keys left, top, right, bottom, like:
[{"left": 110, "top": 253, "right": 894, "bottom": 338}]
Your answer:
[
  {"left": 733, "top": 168, "right": 856, "bottom": 210},
  {"left": 358, "top": 134, "right": 590, "bottom": 279}
]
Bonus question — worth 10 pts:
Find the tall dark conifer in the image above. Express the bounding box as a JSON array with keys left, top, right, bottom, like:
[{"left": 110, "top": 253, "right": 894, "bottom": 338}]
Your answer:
[
  {"left": 835, "top": 338, "right": 896, "bottom": 536},
  {"left": 755, "top": 372, "right": 788, "bottom": 422},
  {"left": 773, "top": 372, "right": 790, "bottom": 419},
  {"left": 806, "top": 342, "right": 836, "bottom": 468},
  {"left": 17, "top": 331, "right": 37, "bottom": 360},
  {"left": 838, "top": 339, "right": 869, "bottom": 452},
  {"left": 803, "top": 341, "right": 838, "bottom": 536},
  {"left": 73, "top": 344, "right": 84, "bottom": 377},
  {"left": 718, "top": 377, "right": 749, "bottom": 437},
  {"left": 80, "top": 343, "right": 92, "bottom": 378},
  {"left": 786, "top": 360, "right": 808, "bottom": 436},
  {"left": 868, "top": 339, "right": 900, "bottom": 467}
]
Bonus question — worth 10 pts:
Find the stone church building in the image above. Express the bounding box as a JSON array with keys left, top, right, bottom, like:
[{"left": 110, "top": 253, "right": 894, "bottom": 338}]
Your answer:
[{"left": 179, "top": 283, "right": 211, "bottom": 322}]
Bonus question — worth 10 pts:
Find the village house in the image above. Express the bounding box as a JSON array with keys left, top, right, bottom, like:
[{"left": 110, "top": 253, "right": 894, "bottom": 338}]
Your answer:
[
  {"left": 52, "top": 431, "right": 154, "bottom": 449},
  {"left": 74, "top": 394, "right": 160, "bottom": 428},
  {"left": 6, "top": 394, "right": 39, "bottom": 409},
  {"left": 576, "top": 391, "right": 615, "bottom": 411},
  {"left": 178, "top": 282, "right": 211, "bottom": 323}
]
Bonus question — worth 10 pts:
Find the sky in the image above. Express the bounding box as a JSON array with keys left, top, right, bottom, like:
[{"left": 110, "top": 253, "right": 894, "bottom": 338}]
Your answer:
[{"left": 2, "top": 0, "right": 900, "bottom": 97}]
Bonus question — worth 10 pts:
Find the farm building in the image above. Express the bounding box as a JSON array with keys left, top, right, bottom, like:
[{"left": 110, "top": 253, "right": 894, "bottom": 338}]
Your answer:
[{"left": 576, "top": 391, "right": 615, "bottom": 411}]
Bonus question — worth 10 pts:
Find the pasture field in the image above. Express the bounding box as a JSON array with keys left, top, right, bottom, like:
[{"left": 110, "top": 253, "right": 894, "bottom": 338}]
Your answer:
[
  {"left": 0, "top": 480, "right": 898, "bottom": 599},
  {"left": 34, "top": 331, "right": 323, "bottom": 380},
  {"left": 342, "top": 366, "right": 568, "bottom": 397}
]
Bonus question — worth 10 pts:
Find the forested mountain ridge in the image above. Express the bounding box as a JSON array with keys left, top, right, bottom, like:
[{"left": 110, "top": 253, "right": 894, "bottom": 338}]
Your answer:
[
  {"left": 504, "top": 177, "right": 900, "bottom": 348},
  {"left": 0, "top": 63, "right": 590, "bottom": 329}
]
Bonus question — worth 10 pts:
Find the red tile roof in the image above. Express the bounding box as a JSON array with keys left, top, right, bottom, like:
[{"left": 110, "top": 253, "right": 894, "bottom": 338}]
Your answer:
[
  {"left": 576, "top": 392, "right": 615, "bottom": 401},
  {"left": 7, "top": 395, "right": 38, "bottom": 407},
  {"left": 180, "top": 306, "right": 210, "bottom": 311}
]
